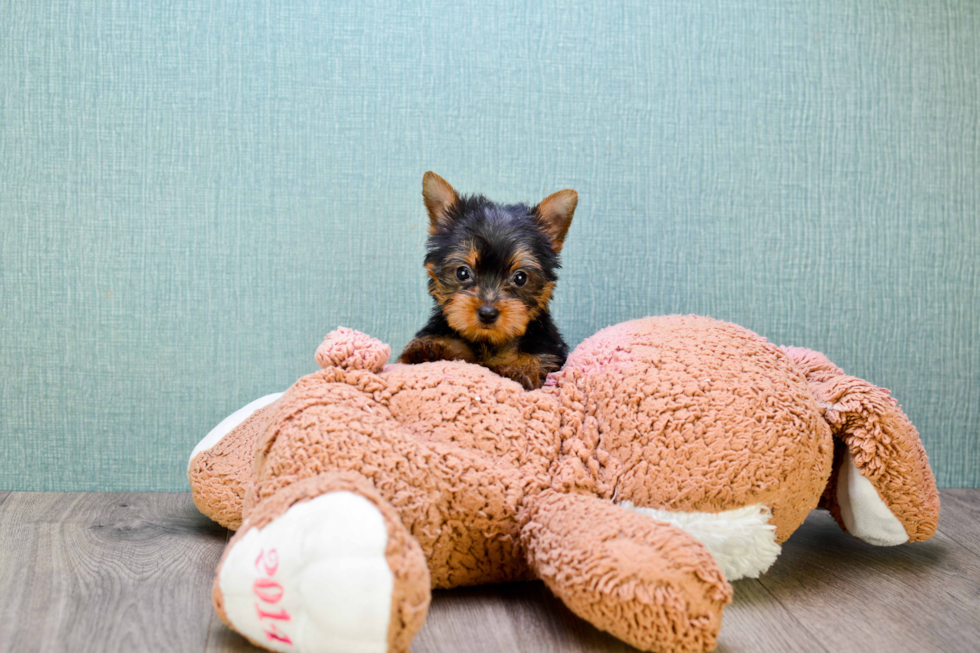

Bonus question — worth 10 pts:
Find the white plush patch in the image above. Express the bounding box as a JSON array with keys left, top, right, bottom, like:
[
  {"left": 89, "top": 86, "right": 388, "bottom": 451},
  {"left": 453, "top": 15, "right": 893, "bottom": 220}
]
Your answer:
[
  {"left": 837, "top": 448, "right": 909, "bottom": 546},
  {"left": 620, "top": 502, "right": 781, "bottom": 581},
  {"left": 219, "top": 491, "right": 393, "bottom": 653},
  {"left": 188, "top": 392, "right": 283, "bottom": 470}
]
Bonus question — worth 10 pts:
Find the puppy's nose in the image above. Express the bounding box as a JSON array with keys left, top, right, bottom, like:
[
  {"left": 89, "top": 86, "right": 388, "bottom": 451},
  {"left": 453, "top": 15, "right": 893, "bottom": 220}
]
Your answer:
[{"left": 477, "top": 305, "right": 500, "bottom": 324}]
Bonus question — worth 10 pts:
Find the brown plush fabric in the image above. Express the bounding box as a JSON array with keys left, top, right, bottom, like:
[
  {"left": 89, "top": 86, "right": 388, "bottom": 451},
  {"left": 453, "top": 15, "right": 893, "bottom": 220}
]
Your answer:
[
  {"left": 315, "top": 325, "right": 391, "bottom": 373},
  {"left": 781, "top": 347, "right": 940, "bottom": 542},
  {"left": 189, "top": 400, "right": 279, "bottom": 530},
  {"left": 246, "top": 360, "right": 558, "bottom": 587},
  {"left": 191, "top": 317, "right": 940, "bottom": 653},
  {"left": 213, "top": 472, "right": 431, "bottom": 653},
  {"left": 547, "top": 316, "right": 834, "bottom": 542},
  {"left": 521, "top": 490, "right": 731, "bottom": 653}
]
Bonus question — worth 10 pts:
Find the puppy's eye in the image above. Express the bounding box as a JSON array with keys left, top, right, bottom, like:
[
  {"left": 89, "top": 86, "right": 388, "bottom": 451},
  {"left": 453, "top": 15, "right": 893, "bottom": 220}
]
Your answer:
[
  {"left": 513, "top": 270, "right": 528, "bottom": 287},
  {"left": 455, "top": 266, "right": 471, "bottom": 282}
]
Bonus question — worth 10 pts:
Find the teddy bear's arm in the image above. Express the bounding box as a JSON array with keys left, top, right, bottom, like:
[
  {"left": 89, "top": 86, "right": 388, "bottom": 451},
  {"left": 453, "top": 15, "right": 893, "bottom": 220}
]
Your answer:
[
  {"left": 520, "top": 490, "right": 732, "bottom": 653},
  {"left": 188, "top": 393, "right": 283, "bottom": 530}
]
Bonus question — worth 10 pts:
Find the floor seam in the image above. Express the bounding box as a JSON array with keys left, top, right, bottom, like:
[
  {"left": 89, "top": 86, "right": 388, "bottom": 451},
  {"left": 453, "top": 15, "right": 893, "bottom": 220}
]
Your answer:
[
  {"left": 201, "top": 527, "right": 232, "bottom": 653},
  {"left": 753, "top": 578, "right": 832, "bottom": 653},
  {"left": 935, "top": 526, "right": 980, "bottom": 560}
]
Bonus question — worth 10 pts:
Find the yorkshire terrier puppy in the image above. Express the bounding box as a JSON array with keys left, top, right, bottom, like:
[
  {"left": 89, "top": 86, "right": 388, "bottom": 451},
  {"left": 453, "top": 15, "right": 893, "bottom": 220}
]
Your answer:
[{"left": 399, "top": 172, "right": 577, "bottom": 390}]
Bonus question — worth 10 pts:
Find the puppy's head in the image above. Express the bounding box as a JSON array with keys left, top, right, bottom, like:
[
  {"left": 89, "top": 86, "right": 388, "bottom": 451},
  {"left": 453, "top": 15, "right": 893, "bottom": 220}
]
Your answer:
[{"left": 420, "top": 172, "right": 577, "bottom": 345}]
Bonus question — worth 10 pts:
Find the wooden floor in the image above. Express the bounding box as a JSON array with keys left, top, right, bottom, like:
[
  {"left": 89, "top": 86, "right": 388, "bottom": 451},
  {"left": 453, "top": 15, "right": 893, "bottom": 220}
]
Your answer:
[{"left": 0, "top": 490, "right": 977, "bottom": 653}]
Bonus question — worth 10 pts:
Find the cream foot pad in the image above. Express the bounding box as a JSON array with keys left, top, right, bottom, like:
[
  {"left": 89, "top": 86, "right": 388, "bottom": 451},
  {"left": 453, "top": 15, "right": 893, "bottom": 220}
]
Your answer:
[{"left": 218, "top": 491, "right": 394, "bottom": 652}]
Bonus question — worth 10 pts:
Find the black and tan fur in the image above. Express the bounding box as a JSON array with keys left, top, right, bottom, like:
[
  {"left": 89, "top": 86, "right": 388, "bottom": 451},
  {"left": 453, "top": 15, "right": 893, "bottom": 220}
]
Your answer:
[{"left": 399, "top": 172, "right": 576, "bottom": 389}]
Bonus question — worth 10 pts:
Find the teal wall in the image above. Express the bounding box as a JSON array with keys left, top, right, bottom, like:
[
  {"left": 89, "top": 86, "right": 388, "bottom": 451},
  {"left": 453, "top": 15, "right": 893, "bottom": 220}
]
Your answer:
[{"left": 2, "top": 1, "right": 978, "bottom": 491}]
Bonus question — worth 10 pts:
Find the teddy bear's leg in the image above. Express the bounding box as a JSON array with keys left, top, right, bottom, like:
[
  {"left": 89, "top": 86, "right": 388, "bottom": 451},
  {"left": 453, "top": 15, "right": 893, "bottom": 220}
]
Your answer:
[
  {"left": 520, "top": 490, "right": 732, "bottom": 653},
  {"left": 781, "top": 346, "right": 940, "bottom": 545},
  {"left": 188, "top": 392, "right": 283, "bottom": 529},
  {"left": 213, "top": 471, "right": 430, "bottom": 653}
]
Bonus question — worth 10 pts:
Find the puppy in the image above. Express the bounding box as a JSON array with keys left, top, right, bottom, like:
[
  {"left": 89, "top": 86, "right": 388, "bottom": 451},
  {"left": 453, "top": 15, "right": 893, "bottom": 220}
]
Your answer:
[{"left": 399, "top": 172, "right": 576, "bottom": 390}]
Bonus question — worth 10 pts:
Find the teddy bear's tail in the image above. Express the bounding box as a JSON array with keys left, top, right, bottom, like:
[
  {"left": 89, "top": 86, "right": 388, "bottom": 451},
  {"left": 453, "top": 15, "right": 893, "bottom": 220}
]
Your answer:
[{"left": 780, "top": 346, "right": 940, "bottom": 545}]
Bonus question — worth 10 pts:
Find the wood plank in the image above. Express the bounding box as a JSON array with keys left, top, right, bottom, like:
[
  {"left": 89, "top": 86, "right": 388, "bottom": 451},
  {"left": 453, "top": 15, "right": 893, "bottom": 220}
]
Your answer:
[
  {"left": 4, "top": 491, "right": 977, "bottom": 653},
  {"left": 416, "top": 579, "right": 831, "bottom": 653},
  {"left": 937, "top": 488, "right": 980, "bottom": 559},
  {"left": 204, "top": 560, "right": 824, "bottom": 653},
  {"left": 0, "top": 492, "right": 228, "bottom": 653},
  {"left": 205, "top": 581, "right": 639, "bottom": 653},
  {"left": 203, "top": 494, "right": 980, "bottom": 653},
  {"left": 716, "top": 579, "right": 828, "bottom": 653},
  {"left": 415, "top": 582, "right": 638, "bottom": 653},
  {"left": 756, "top": 508, "right": 980, "bottom": 653}
]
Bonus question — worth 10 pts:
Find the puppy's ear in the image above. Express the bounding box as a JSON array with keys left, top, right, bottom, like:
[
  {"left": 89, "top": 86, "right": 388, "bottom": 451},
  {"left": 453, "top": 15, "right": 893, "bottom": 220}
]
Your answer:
[
  {"left": 533, "top": 189, "right": 577, "bottom": 253},
  {"left": 422, "top": 171, "right": 460, "bottom": 235}
]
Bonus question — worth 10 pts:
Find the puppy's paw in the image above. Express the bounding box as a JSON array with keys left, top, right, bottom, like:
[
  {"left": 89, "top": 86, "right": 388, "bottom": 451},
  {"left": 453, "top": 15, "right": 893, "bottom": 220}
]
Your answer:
[
  {"left": 398, "top": 336, "right": 474, "bottom": 365},
  {"left": 492, "top": 353, "right": 561, "bottom": 390},
  {"left": 491, "top": 364, "right": 544, "bottom": 390}
]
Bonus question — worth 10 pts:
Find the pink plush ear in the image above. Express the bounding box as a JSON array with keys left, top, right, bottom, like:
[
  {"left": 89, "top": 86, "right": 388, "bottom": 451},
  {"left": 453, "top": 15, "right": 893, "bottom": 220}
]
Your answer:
[
  {"left": 781, "top": 347, "right": 940, "bottom": 544},
  {"left": 315, "top": 327, "right": 391, "bottom": 373}
]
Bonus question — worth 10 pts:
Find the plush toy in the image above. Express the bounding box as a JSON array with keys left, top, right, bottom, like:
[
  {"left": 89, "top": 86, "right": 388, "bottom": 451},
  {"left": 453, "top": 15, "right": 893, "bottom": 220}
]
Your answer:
[{"left": 188, "top": 315, "right": 939, "bottom": 653}]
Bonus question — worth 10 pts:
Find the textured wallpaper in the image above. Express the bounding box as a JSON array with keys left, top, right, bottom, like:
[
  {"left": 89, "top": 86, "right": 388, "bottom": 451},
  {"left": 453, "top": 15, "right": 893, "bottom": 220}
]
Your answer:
[{"left": 1, "top": 0, "right": 977, "bottom": 491}]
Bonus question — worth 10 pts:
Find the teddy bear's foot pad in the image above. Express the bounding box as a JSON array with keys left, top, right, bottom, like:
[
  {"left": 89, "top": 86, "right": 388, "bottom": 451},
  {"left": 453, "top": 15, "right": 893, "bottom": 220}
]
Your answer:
[{"left": 217, "top": 491, "right": 394, "bottom": 653}]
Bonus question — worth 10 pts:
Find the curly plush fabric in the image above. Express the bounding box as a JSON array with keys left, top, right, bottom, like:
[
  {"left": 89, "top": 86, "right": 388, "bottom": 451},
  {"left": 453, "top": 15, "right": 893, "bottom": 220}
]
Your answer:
[
  {"left": 781, "top": 347, "right": 940, "bottom": 542},
  {"left": 521, "top": 490, "right": 731, "bottom": 653},
  {"left": 245, "top": 360, "right": 559, "bottom": 587},
  {"left": 315, "top": 326, "right": 391, "bottom": 372},
  {"left": 191, "top": 315, "right": 940, "bottom": 653},
  {"left": 189, "top": 400, "right": 280, "bottom": 530},
  {"left": 547, "top": 316, "right": 833, "bottom": 542}
]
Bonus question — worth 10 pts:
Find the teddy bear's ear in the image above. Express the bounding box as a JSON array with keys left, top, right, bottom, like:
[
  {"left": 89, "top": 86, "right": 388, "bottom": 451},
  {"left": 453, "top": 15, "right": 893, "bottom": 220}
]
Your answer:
[
  {"left": 781, "top": 346, "right": 940, "bottom": 545},
  {"left": 316, "top": 327, "right": 391, "bottom": 373}
]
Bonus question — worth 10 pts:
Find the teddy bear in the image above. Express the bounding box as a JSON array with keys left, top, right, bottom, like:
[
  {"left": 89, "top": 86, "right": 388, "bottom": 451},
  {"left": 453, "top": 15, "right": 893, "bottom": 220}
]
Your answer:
[{"left": 188, "top": 315, "right": 939, "bottom": 653}]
